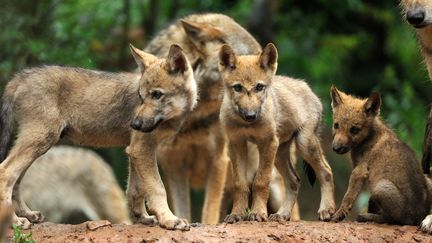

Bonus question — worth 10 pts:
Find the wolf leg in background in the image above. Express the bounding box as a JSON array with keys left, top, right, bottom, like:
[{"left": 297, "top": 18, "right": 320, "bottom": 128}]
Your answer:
[
  {"left": 329, "top": 86, "right": 431, "bottom": 225},
  {"left": 219, "top": 43, "right": 335, "bottom": 223},
  {"left": 0, "top": 44, "right": 196, "bottom": 230},
  {"left": 145, "top": 13, "right": 261, "bottom": 224},
  {"left": 18, "top": 146, "right": 131, "bottom": 224}
]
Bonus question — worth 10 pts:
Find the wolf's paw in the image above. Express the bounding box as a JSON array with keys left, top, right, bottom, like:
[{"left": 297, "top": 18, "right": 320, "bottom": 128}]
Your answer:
[
  {"left": 159, "top": 217, "right": 190, "bottom": 231},
  {"left": 420, "top": 215, "right": 432, "bottom": 234},
  {"left": 247, "top": 212, "right": 267, "bottom": 222},
  {"left": 224, "top": 214, "right": 243, "bottom": 224},
  {"left": 13, "top": 215, "right": 32, "bottom": 229},
  {"left": 269, "top": 213, "right": 290, "bottom": 222},
  {"left": 133, "top": 215, "right": 158, "bottom": 226},
  {"left": 23, "top": 210, "right": 44, "bottom": 223},
  {"left": 330, "top": 209, "right": 346, "bottom": 223},
  {"left": 318, "top": 206, "right": 335, "bottom": 221}
]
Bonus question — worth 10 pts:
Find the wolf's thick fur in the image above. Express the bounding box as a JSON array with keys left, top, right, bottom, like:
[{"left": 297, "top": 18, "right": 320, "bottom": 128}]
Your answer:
[
  {"left": 145, "top": 13, "right": 265, "bottom": 223},
  {"left": 330, "top": 86, "right": 431, "bottom": 225},
  {"left": 219, "top": 43, "right": 335, "bottom": 222},
  {"left": 401, "top": 0, "right": 432, "bottom": 233},
  {"left": 0, "top": 206, "right": 11, "bottom": 243},
  {"left": 401, "top": 0, "right": 432, "bottom": 175},
  {"left": 20, "top": 146, "right": 130, "bottom": 224},
  {"left": 0, "top": 44, "right": 197, "bottom": 230}
]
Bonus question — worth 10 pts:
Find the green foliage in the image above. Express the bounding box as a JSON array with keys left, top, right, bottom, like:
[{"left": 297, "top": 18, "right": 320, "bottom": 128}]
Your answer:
[
  {"left": 1, "top": 0, "right": 430, "bottom": 221},
  {"left": 12, "top": 224, "right": 35, "bottom": 243}
]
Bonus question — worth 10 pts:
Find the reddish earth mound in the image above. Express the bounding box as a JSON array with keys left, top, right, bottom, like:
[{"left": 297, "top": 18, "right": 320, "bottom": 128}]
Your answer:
[{"left": 8, "top": 220, "right": 432, "bottom": 242}]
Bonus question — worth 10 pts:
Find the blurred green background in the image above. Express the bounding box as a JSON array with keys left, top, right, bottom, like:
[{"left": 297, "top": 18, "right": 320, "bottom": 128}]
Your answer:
[{"left": 0, "top": 0, "right": 431, "bottom": 221}]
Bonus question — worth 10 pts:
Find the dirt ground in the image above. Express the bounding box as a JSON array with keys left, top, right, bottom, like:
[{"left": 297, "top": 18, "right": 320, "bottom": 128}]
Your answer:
[{"left": 6, "top": 220, "right": 432, "bottom": 242}]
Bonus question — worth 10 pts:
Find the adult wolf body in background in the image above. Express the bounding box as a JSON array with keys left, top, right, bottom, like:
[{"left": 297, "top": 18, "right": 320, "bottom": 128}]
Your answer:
[
  {"left": 0, "top": 45, "right": 197, "bottom": 230},
  {"left": 20, "top": 146, "right": 130, "bottom": 224}
]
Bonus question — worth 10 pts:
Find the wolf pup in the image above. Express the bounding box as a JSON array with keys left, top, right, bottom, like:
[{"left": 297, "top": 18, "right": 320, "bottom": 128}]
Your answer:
[
  {"left": 219, "top": 43, "right": 335, "bottom": 222},
  {"left": 145, "top": 13, "right": 262, "bottom": 224},
  {"left": 0, "top": 44, "right": 197, "bottom": 230},
  {"left": 330, "top": 86, "right": 431, "bottom": 225}
]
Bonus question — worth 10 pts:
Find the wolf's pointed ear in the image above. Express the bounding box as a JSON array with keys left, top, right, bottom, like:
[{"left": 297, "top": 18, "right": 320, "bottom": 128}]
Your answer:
[
  {"left": 166, "top": 44, "right": 188, "bottom": 74},
  {"left": 364, "top": 92, "right": 381, "bottom": 116},
  {"left": 259, "top": 43, "right": 278, "bottom": 74},
  {"left": 219, "top": 44, "right": 237, "bottom": 71},
  {"left": 330, "top": 85, "right": 343, "bottom": 108},
  {"left": 130, "top": 44, "right": 156, "bottom": 74},
  {"left": 181, "top": 19, "right": 223, "bottom": 41}
]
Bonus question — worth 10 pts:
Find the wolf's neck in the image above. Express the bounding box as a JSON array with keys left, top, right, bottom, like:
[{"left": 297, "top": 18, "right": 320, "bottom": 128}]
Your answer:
[
  {"left": 416, "top": 26, "right": 432, "bottom": 79},
  {"left": 352, "top": 118, "right": 390, "bottom": 157}
]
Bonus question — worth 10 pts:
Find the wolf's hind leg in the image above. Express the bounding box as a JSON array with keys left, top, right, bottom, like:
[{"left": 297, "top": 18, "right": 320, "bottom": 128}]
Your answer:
[
  {"left": 356, "top": 213, "right": 387, "bottom": 223},
  {"left": 13, "top": 171, "right": 44, "bottom": 223},
  {"left": 0, "top": 121, "right": 61, "bottom": 228},
  {"left": 202, "top": 142, "right": 229, "bottom": 224},
  {"left": 269, "top": 141, "right": 300, "bottom": 222},
  {"left": 371, "top": 179, "right": 419, "bottom": 225},
  {"left": 296, "top": 132, "right": 335, "bottom": 221}
]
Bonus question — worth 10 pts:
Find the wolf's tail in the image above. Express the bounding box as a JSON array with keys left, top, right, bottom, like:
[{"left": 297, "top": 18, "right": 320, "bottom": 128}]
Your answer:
[
  {"left": 422, "top": 106, "right": 432, "bottom": 174},
  {"left": 0, "top": 87, "right": 15, "bottom": 162},
  {"left": 303, "top": 160, "right": 316, "bottom": 186}
]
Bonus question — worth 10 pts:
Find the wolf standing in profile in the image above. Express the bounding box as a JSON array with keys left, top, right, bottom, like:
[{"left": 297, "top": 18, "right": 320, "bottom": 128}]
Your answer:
[
  {"left": 330, "top": 86, "right": 431, "bottom": 225},
  {"left": 218, "top": 43, "right": 335, "bottom": 222},
  {"left": 401, "top": 0, "right": 432, "bottom": 233},
  {"left": 0, "top": 44, "right": 197, "bottom": 230}
]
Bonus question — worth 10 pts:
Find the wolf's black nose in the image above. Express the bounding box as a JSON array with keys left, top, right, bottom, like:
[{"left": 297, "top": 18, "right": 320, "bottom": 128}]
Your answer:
[
  {"left": 130, "top": 119, "right": 142, "bottom": 130},
  {"left": 407, "top": 8, "right": 425, "bottom": 26},
  {"left": 244, "top": 111, "right": 257, "bottom": 122},
  {"left": 332, "top": 144, "right": 349, "bottom": 154}
]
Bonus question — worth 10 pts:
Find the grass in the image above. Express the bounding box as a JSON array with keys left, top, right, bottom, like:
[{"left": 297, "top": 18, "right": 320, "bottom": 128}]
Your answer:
[{"left": 11, "top": 224, "right": 35, "bottom": 243}]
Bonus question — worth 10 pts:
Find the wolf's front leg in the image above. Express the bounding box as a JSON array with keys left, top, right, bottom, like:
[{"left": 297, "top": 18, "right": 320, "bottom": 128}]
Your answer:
[
  {"left": 331, "top": 163, "right": 368, "bottom": 222},
  {"left": 224, "top": 139, "right": 249, "bottom": 223},
  {"left": 126, "top": 134, "right": 189, "bottom": 231},
  {"left": 249, "top": 137, "right": 279, "bottom": 222},
  {"left": 126, "top": 161, "right": 157, "bottom": 225}
]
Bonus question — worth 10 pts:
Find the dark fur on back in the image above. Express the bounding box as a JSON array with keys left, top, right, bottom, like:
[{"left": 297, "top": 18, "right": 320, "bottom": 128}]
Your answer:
[{"left": 0, "top": 87, "right": 15, "bottom": 162}]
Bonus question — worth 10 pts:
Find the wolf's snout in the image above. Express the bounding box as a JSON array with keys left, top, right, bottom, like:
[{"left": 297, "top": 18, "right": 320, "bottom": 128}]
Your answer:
[
  {"left": 241, "top": 110, "right": 257, "bottom": 122},
  {"left": 407, "top": 7, "right": 426, "bottom": 27},
  {"left": 130, "top": 118, "right": 143, "bottom": 130},
  {"left": 332, "top": 144, "right": 349, "bottom": 154}
]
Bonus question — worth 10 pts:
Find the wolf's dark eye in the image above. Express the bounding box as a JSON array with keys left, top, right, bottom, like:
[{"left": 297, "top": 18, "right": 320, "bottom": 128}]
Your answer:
[
  {"left": 151, "top": 90, "right": 163, "bottom": 100},
  {"left": 256, "top": 83, "right": 265, "bottom": 92},
  {"left": 350, "top": 126, "right": 360, "bottom": 135},
  {"left": 333, "top": 123, "right": 339, "bottom": 129},
  {"left": 232, "top": 84, "right": 242, "bottom": 92}
]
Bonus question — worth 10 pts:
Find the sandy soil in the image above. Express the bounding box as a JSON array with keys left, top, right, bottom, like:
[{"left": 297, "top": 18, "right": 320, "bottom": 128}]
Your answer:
[{"left": 6, "top": 220, "right": 432, "bottom": 242}]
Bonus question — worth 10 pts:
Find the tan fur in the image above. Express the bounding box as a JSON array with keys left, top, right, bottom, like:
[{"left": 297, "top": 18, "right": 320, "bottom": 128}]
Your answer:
[
  {"left": 20, "top": 145, "right": 130, "bottom": 224},
  {"left": 0, "top": 45, "right": 197, "bottom": 230},
  {"left": 330, "top": 86, "right": 431, "bottom": 225},
  {"left": 219, "top": 43, "right": 335, "bottom": 223},
  {"left": 145, "top": 13, "right": 263, "bottom": 224},
  {"left": 223, "top": 142, "right": 301, "bottom": 220},
  {"left": 0, "top": 206, "right": 11, "bottom": 243}
]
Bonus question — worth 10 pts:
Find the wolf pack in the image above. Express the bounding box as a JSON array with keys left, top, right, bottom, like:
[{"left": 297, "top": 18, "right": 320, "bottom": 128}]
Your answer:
[{"left": 1, "top": 0, "right": 432, "bottom": 237}]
